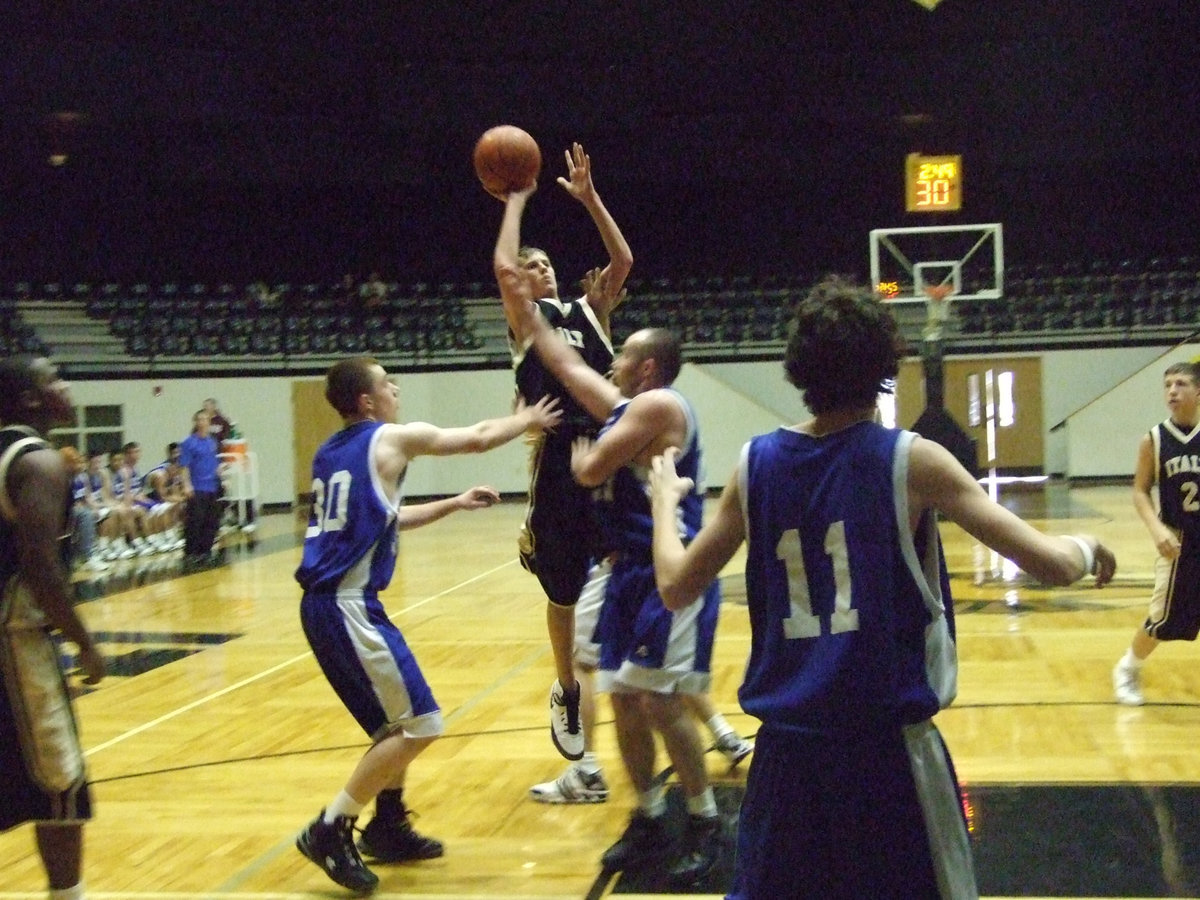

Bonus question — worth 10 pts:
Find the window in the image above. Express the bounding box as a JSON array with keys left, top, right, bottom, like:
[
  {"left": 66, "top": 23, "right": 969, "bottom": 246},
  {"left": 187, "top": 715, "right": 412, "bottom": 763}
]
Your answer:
[
  {"left": 997, "top": 371, "right": 1015, "bottom": 428},
  {"left": 50, "top": 404, "right": 123, "bottom": 455},
  {"left": 967, "top": 374, "right": 981, "bottom": 427}
]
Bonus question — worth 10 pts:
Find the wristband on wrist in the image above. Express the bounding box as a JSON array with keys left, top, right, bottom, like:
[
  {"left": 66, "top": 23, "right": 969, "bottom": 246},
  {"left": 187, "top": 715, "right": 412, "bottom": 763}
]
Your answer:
[{"left": 1061, "top": 534, "right": 1095, "bottom": 578}]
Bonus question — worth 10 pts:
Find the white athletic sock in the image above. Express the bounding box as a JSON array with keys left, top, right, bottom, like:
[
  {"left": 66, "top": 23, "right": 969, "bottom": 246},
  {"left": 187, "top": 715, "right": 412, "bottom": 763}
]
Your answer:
[
  {"left": 324, "top": 790, "right": 365, "bottom": 823},
  {"left": 1121, "top": 649, "right": 1145, "bottom": 670},
  {"left": 638, "top": 785, "right": 666, "bottom": 819},
  {"left": 686, "top": 786, "right": 718, "bottom": 819},
  {"left": 706, "top": 712, "right": 734, "bottom": 740},
  {"left": 49, "top": 883, "right": 85, "bottom": 900},
  {"left": 578, "top": 751, "right": 601, "bottom": 775}
]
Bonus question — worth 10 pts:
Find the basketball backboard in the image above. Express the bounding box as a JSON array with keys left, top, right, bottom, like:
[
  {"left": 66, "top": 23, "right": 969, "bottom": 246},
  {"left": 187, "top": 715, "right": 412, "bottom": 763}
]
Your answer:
[{"left": 869, "top": 223, "right": 1003, "bottom": 303}]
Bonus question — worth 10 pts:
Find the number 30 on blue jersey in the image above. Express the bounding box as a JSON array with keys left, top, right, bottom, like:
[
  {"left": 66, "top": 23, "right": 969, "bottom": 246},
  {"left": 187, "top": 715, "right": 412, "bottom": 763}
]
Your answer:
[{"left": 306, "top": 471, "right": 351, "bottom": 537}]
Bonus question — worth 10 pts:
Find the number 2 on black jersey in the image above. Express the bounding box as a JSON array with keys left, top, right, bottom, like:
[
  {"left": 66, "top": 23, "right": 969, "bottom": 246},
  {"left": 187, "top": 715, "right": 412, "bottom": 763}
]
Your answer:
[{"left": 1182, "top": 481, "right": 1200, "bottom": 513}]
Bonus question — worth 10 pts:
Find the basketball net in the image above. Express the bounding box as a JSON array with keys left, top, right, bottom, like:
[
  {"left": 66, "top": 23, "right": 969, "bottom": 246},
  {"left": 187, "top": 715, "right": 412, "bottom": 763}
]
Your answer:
[
  {"left": 922, "top": 282, "right": 954, "bottom": 339},
  {"left": 923, "top": 283, "right": 953, "bottom": 304}
]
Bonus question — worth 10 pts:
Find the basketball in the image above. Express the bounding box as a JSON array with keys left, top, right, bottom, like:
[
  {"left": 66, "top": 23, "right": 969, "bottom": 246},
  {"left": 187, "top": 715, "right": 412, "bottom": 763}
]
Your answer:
[{"left": 473, "top": 125, "right": 541, "bottom": 197}]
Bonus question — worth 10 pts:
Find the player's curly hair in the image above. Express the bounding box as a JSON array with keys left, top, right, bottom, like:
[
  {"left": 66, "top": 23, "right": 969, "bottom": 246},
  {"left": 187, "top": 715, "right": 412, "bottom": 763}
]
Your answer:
[{"left": 783, "top": 276, "right": 904, "bottom": 415}]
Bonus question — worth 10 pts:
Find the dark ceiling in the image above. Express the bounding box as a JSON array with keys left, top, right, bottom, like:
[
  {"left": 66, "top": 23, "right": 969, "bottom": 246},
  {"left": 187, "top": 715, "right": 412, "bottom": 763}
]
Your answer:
[{"left": 2, "top": 1, "right": 1197, "bottom": 283}]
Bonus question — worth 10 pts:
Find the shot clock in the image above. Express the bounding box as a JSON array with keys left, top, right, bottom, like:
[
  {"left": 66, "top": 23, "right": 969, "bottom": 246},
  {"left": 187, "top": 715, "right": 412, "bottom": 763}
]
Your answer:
[{"left": 905, "top": 153, "right": 962, "bottom": 212}]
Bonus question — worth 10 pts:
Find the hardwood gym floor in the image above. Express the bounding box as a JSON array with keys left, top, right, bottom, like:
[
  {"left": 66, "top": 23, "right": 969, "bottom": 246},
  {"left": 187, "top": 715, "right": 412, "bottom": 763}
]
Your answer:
[{"left": 2, "top": 482, "right": 1197, "bottom": 899}]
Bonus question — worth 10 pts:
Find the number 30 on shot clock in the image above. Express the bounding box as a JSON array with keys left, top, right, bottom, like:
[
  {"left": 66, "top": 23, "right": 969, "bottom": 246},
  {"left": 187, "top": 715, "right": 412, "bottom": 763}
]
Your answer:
[{"left": 905, "top": 153, "right": 962, "bottom": 212}]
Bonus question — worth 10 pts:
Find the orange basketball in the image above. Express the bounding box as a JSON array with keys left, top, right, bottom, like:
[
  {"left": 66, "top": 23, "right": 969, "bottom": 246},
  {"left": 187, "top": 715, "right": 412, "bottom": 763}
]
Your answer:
[{"left": 473, "top": 125, "right": 541, "bottom": 197}]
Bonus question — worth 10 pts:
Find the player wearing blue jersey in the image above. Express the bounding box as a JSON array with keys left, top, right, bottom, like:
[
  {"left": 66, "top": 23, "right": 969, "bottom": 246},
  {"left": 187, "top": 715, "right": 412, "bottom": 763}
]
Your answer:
[
  {"left": 0, "top": 356, "right": 106, "bottom": 900},
  {"left": 120, "top": 441, "right": 170, "bottom": 552},
  {"left": 145, "top": 443, "right": 186, "bottom": 552},
  {"left": 509, "top": 284, "right": 723, "bottom": 885},
  {"left": 649, "top": 277, "right": 1116, "bottom": 900},
  {"left": 83, "top": 452, "right": 124, "bottom": 562},
  {"left": 293, "top": 357, "right": 560, "bottom": 894},
  {"left": 98, "top": 447, "right": 143, "bottom": 560},
  {"left": 1114, "top": 361, "right": 1200, "bottom": 705},
  {"left": 493, "top": 143, "right": 633, "bottom": 762},
  {"left": 108, "top": 442, "right": 160, "bottom": 556},
  {"left": 60, "top": 447, "right": 105, "bottom": 572}
]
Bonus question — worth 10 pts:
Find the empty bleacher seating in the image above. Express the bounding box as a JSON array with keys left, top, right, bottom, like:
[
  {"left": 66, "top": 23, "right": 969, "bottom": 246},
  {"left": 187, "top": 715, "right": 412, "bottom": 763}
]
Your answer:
[{"left": 4, "top": 262, "right": 1195, "bottom": 368}]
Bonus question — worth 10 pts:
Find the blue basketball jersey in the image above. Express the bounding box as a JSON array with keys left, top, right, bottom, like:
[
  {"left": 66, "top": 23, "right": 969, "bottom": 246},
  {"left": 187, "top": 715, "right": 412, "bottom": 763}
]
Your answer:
[
  {"left": 144, "top": 462, "right": 180, "bottom": 502},
  {"left": 593, "top": 389, "right": 718, "bottom": 692},
  {"left": 71, "top": 473, "right": 89, "bottom": 505},
  {"left": 126, "top": 467, "right": 146, "bottom": 497},
  {"left": 295, "top": 420, "right": 403, "bottom": 594},
  {"left": 512, "top": 296, "right": 613, "bottom": 432},
  {"left": 144, "top": 463, "right": 166, "bottom": 500},
  {"left": 595, "top": 389, "right": 703, "bottom": 559},
  {"left": 109, "top": 467, "right": 129, "bottom": 499},
  {"left": 738, "top": 422, "right": 957, "bottom": 731}
]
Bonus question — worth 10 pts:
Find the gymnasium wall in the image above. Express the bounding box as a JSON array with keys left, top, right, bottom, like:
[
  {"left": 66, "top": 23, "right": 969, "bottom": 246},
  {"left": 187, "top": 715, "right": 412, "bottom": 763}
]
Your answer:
[
  {"left": 64, "top": 341, "right": 1191, "bottom": 507},
  {"left": 1057, "top": 342, "right": 1200, "bottom": 478}
]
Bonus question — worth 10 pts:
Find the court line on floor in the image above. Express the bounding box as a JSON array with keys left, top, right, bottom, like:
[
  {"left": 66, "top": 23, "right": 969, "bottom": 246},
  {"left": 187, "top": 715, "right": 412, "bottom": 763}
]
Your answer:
[
  {"left": 0, "top": 895, "right": 1046, "bottom": 900},
  {"left": 64, "top": 552, "right": 590, "bottom": 896},
  {"left": 84, "top": 559, "right": 520, "bottom": 758},
  {"left": 214, "top": 639, "right": 551, "bottom": 893},
  {"left": 0, "top": 894, "right": 585, "bottom": 900},
  {"left": 74, "top": 553, "right": 560, "bottom": 895}
]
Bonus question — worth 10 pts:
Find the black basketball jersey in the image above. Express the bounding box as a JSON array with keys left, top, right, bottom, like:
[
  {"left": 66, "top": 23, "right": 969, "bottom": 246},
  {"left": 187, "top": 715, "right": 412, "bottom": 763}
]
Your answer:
[
  {"left": 1152, "top": 418, "right": 1200, "bottom": 537},
  {"left": 512, "top": 296, "right": 613, "bottom": 433},
  {"left": 0, "top": 426, "right": 72, "bottom": 590}
]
